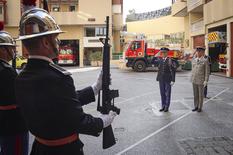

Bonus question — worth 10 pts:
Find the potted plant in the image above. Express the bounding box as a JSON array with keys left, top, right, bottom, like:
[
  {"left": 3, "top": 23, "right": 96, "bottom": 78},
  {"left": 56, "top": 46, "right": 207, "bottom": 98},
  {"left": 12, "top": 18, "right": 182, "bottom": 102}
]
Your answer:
[{"left": 90, "top": 51, "right": 102, "bottom": 66}]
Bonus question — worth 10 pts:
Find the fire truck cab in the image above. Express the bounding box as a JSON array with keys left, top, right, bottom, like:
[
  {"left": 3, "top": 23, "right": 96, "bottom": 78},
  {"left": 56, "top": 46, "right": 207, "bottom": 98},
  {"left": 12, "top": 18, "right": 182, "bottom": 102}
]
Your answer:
[{"left": 125, "top": 40, "right": 181, "bottom": 72}]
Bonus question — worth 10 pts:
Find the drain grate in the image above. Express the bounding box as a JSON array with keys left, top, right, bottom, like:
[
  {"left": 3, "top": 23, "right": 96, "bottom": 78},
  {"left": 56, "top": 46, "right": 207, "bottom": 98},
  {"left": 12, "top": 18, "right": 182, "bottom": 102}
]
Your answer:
[
  {"left": 179, "top": 137, "right": 233, "bottom": 154},
  {"left": 114, "top": 127, "right": 125, "bottom": 132}
]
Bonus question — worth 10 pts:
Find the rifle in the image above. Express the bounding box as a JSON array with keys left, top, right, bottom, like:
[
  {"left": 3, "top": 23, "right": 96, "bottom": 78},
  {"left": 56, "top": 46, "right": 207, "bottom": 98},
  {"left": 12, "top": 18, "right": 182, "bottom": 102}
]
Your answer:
[
  {"left": 97, "top": 16, "right": 120, "bottom": 149},
  {"left": 12, "top": 54, "right": 16, "bottom": 69}
]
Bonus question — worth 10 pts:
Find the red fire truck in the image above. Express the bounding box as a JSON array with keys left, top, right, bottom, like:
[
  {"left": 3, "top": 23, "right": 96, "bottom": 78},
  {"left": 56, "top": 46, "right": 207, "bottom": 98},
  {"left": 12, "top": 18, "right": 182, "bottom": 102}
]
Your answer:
[
  {"left": 125, "top": 40, "right": 181, "bottom": 72},
  {"left": 58, "top": 40, "right": 79, "bottom": 65}
]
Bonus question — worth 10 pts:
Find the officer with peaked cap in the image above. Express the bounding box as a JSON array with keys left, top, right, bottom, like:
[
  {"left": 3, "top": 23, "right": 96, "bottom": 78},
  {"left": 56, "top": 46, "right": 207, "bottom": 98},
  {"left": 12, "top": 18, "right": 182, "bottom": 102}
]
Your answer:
[
  {"left": 156, "top": 47, "right": 177, "bottom": 112},
  {"left": 0, "top": 24, "right": 29, "bottom": 155},
  {"left": 191, "top": 46, "right": 210, "bottom": 112},
  {"left": 15, "top": 8, "right": 117, "bottom": 155}
]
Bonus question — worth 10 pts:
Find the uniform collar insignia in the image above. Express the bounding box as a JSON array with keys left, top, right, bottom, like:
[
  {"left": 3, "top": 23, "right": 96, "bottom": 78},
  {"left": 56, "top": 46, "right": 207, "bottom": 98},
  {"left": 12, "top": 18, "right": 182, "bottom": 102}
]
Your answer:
[{"left": 49, "top": 63, "right": 72, "bottom": 76}]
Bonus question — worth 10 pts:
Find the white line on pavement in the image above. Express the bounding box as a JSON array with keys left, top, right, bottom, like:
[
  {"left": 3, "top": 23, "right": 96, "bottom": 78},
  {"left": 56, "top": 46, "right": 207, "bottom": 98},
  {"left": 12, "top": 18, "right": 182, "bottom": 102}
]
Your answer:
[
  {"left": 115, "top": 88, "right": 230, "bottom": 155},
  {"left": 68, "top": 67, "right": 100, "bottom": 73},
  {"left": 84, "top": 91, "right": 157, "bottom": 114}
]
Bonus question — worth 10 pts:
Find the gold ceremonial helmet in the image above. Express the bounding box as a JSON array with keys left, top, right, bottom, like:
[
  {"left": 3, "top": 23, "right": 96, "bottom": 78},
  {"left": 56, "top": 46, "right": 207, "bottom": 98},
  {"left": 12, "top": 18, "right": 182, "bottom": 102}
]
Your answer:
[{"left": 17, "top": 8, "right": 64, "bottom": 40}]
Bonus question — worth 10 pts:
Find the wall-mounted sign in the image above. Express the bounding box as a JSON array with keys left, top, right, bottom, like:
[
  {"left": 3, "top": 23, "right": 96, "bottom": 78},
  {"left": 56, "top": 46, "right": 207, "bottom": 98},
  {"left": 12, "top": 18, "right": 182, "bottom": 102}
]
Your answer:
[{"left": 88, "top": 18, "right": 95, "bottom": 22}]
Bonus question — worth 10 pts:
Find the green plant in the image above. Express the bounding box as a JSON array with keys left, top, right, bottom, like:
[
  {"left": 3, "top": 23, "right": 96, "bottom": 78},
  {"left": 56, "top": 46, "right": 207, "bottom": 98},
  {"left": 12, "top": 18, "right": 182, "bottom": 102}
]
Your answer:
[{"left": 90, "top": 51, "right": 102, "bottom": 61}]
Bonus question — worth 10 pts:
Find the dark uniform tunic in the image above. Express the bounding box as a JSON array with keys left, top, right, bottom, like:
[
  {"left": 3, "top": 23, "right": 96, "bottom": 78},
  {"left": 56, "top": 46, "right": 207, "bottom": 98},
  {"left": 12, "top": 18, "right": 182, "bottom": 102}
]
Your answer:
[
  {"left": 156, "top": 58, "right": 177, "bottom": 108},
  {"left": 0, "top": 59, "right": 28, "bottom": 154},
  {"left": 0, "top": 59, "right": 28, "bottom": 135},
  {"left": 15, "top": 58, "right": 103, "bottom": 155}
]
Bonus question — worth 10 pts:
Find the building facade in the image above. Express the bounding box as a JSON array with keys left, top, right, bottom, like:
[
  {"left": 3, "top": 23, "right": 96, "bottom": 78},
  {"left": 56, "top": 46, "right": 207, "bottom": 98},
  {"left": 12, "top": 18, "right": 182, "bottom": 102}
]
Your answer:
[
  {"left": 125, "top": 8, "right": 186, "bottom": 51},
  {"left": 0, "top": 0, "right": 123, "bottom": 67},
  {"left": 126, "top": 15, "right": 185, "bottom": 36},
  {"left": 172, "top": 0, "right": 233, "bottom": 77}
]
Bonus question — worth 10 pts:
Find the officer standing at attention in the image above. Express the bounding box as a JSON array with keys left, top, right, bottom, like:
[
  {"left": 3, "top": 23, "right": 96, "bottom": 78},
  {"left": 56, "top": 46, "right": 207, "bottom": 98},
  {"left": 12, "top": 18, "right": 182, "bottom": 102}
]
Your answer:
[
  {"left": 191, "top": 47, "right": 210, "bottom": 112},
  {"left": 156, "top": 47, "right": 177, "bottom": 112},
  {"left": 0, "top": 23, "right": 28, "bottom": 155},
  {"left": 15, "top": 8, "right": 117, "bottom": 155}
]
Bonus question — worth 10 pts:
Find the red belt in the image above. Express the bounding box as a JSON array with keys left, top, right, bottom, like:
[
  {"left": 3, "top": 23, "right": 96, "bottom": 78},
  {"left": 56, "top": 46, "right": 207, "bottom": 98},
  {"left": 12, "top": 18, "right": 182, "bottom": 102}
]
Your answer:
[
  {"left": 0, "top": 105, "right": 18, "bottom": 110},
  {"left": 35, "top": 133, "right": 79, "bottom": 146}
]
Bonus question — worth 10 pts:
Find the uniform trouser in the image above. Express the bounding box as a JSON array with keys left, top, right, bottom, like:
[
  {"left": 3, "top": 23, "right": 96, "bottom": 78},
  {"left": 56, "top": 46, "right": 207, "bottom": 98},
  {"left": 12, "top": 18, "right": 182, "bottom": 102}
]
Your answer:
[
  {"left": 192, "top": 83, "right": 204, "bottom": 110},
  {"left": 159, "top": 81, "right": 171, "bottom": 108},
  {"left": 0, "top": 132, "right": 29, "bottom": 155},
  {"left": 204, "top": 85, "right": 208, "bottom": 97}
]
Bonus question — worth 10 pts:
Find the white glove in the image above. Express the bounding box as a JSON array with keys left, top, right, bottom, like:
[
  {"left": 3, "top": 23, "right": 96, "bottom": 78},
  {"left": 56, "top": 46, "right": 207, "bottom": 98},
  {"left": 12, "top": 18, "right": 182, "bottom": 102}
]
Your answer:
[
  {"left": 99, "top": 111, "right": 117, "bottom": 128},
  {"left": 92, "top": 71, "right": 102, "bottom": 96},
  {"left": 203, "top": 81, "right": 208, "bottom": 87},
  {"left": 170, "top": 81, "right": 175, "bottom": 86}
]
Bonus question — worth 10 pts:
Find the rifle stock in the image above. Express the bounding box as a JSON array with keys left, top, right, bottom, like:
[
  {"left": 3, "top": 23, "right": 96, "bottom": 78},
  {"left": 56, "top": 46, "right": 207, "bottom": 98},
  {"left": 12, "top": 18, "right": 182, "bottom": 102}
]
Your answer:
[
  {"left": 97, "top": 16, "right": 120, "bottom": 149},
  {"left": 103, "top": 125, "right": 116, "bottom": 149}
]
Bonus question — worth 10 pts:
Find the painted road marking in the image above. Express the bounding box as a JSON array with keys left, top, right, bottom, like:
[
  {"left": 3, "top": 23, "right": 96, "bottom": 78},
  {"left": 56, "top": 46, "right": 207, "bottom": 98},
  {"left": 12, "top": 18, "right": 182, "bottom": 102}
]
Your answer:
[
  {"left": 84, "top": 91, "right": 157, "bottom": 114},
  {"left": 115, "top": 88, "right": 230, "bottom": 155},
  {"left": 68, "top": 67, "right": 100, "bottom": 73}
]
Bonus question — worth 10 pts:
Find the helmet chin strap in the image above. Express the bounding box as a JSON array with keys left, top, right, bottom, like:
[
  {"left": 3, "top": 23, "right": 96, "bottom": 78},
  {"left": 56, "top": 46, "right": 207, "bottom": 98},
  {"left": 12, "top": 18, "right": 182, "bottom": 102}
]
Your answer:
[
  {"left": 4, "top": 47, "right": 16, "bottom": 68},
  {"left": 48, "top": 38, "right": 60, "bottom": 59},
  {"left": 4, "top": 47, "right": 15, "bottom": 61}
]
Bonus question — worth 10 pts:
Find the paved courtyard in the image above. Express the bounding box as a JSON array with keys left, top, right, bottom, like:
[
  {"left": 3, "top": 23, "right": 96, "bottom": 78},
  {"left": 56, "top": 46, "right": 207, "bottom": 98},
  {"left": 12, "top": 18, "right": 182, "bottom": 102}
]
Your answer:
[{"left": 28, "top": 67, "right": 233, "bottom": 155}]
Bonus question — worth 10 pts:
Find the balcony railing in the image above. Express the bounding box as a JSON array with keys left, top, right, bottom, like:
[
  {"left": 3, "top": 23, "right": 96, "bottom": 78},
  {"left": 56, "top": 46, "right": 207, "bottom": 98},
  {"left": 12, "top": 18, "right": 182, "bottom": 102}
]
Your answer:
[
  {"left": 171, "top": 0, "right": 187, "bottom": 17},
  {"left": 50, "top": 11, "right": 105, "bottom": 25},
  {"left": 204, "top": 0, "right": 233, "bottom": 25},
  {"left": 187, "top": 0, "right": 204, "bottom": 12},
  {"left": 191, "top": 18, "right": 204, "bottom": 35}
]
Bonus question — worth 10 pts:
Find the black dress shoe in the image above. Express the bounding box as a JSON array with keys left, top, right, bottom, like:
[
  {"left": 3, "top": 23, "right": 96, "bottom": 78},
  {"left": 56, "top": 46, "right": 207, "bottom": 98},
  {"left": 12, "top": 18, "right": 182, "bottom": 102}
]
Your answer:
[
  {"left": 164, "top": 107, "right": 169, "bottom": 112},
  {"left": 159, "top": 107, "right": 165, "bottom": 112},
  {"left": 197, "top": 109, "right": 202, "bottom": 112},
  {"left": 192, "top": 107, "right": 198, "bottom": 112}
]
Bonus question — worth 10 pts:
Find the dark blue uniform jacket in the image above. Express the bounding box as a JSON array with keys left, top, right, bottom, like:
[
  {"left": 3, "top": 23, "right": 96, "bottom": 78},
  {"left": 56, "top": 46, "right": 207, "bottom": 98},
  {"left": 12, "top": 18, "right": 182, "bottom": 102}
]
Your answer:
[
  {"left": 15, "top": 59, "right": 103, "bottom": 154},
  {"left": 156, "top": 58, "right": 177, "bottom": 82},
  {"left": 0, "top": 59, "right": 28, "bottom": 136}
]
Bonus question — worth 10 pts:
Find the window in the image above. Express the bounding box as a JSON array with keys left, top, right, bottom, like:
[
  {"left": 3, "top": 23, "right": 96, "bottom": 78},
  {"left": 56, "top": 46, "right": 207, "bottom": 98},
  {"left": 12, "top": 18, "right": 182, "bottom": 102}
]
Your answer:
[
  {"left": 85, "top": 27, "right": 106, "bottom": 37},
  {"left": 96, "top": 27, "right": 106, "bottom": 36},
  {"left": 86, "top": 27, "right": 95, "bottom": 37},
  {"left": 52, "top": 5, "right": 60, "bottom": 12},
  {"left": 132, "top": 42, "right": 141, "bottom": 49},
  {"left": 0, "top": 6, "right": 2, "bottom": 15},
  {"left": 69, "top": 5, "right": 76, "bottom": 12}
]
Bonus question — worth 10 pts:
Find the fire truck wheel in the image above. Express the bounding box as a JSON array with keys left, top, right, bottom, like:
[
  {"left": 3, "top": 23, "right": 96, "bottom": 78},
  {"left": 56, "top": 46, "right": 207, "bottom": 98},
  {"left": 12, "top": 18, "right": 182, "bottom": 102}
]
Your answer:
[{"left": 134, "top": 60, "right": 146, "bottom": 72}]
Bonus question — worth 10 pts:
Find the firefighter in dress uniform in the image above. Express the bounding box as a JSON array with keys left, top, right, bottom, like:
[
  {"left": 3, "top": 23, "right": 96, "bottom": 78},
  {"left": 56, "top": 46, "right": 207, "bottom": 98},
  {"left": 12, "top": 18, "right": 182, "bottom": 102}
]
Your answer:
[
  {"left": 156, "top": 47, "right": 177, "bottom": 112},
  {"left": 15, "top": 8, "right": 117, "bottom": 155},
  {"left": 0, "top": 27, "right": 29, "bottom": 155}
]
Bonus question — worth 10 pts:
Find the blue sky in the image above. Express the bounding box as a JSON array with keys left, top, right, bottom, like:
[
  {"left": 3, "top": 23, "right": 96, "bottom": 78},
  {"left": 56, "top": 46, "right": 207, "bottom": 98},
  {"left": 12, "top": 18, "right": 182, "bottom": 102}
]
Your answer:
[{"left": 123, "top": 0, "right": 172, "bottom": 21}]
